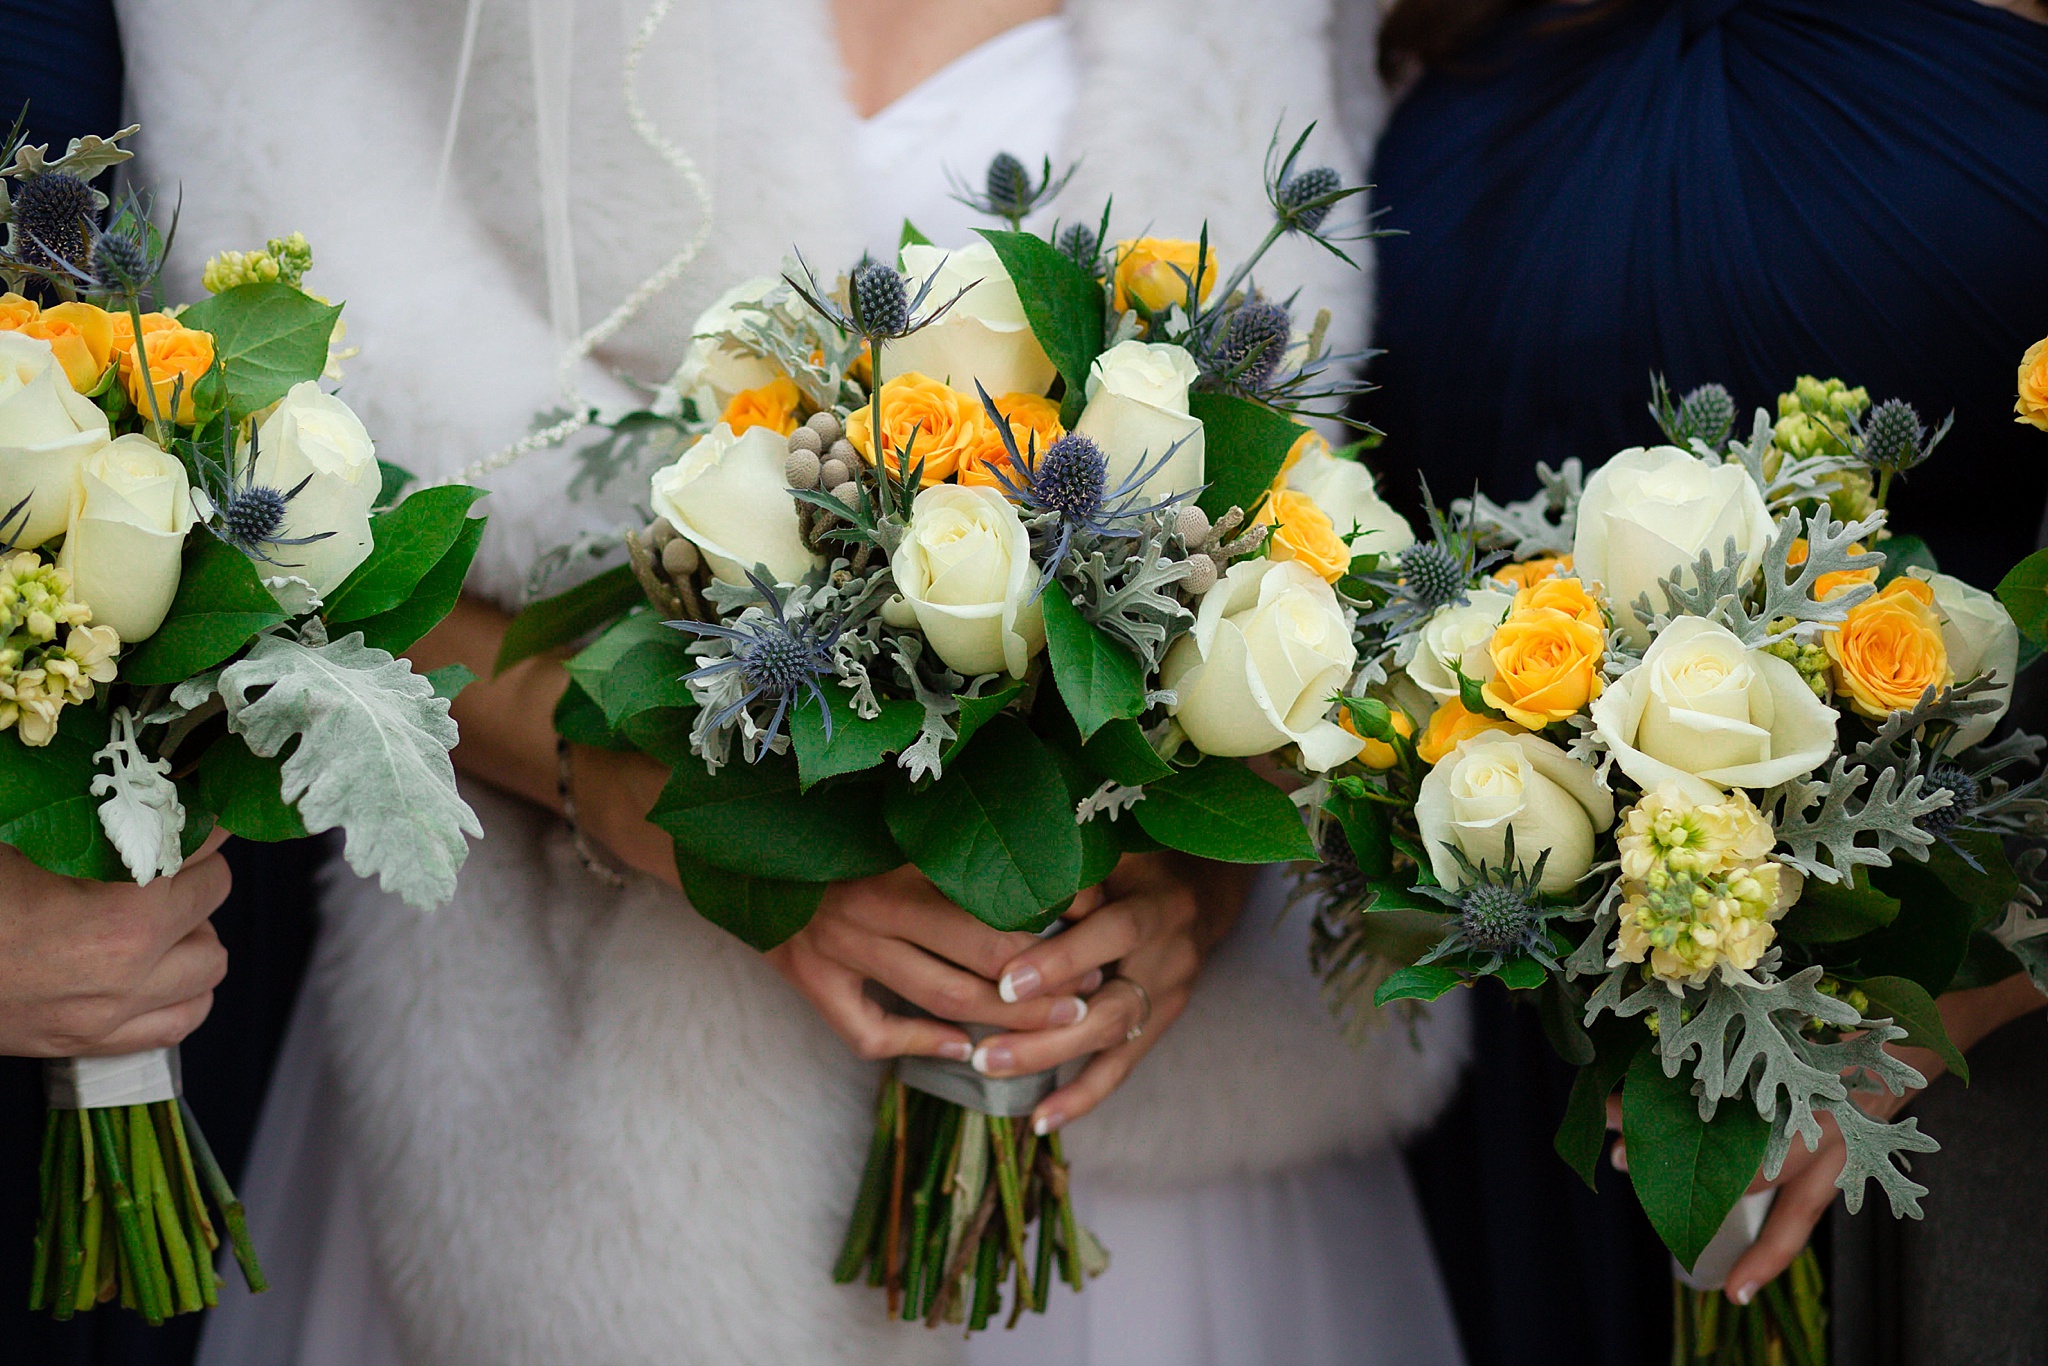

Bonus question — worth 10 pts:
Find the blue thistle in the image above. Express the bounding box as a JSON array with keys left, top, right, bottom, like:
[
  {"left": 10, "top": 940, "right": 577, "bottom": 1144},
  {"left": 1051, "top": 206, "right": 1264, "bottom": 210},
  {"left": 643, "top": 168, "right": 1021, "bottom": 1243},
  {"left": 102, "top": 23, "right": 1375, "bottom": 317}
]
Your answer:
[
  {"left": 1353, "top": 481, "right": 1505, "bottom": 635},
  {"left": 1276, "top": 166, "right": 1342, "bottom": 233},
  {"left": 785, "top": 249, "right": 968, "bottom": 346},
  {"left": 1414, "top": 828, "right": 1562, "bottom": 972},
  {"left": 1206, "top": 300, "right": 1292, "bottom": 392},
  {"left": 1856, "top": 397, "right": 1950, "bottom": 475},
  {"left": 670, "top": 571, "right": 841, "bottom": 754},
  {"left": 188, "top": 422, "right": 335, "bottom": 567},
  {"left": 1057, "top": 222, "right": 1100, "bottom": 270},
  {"left": 947, "top": 152, "right": 1078, "bottom": 228}
]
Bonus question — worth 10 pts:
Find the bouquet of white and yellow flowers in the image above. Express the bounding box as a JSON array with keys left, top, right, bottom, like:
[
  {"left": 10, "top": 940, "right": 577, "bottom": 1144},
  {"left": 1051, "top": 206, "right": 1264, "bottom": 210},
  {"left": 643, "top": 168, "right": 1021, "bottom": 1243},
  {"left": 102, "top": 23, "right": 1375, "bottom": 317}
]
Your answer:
[
  {"left": 2, "top": 122, "right": 482, "bottom": 1323},
  {"left": 1306, "top": 367, "right": 2048, "bottom": 1364}
]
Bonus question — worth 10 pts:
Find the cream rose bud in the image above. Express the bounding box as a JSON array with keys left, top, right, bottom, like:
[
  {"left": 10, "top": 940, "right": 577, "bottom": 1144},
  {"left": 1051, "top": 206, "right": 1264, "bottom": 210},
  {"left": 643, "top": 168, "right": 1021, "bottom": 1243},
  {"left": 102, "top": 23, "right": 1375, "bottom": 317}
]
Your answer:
[
  {"left": 251, "top": 382, "right": 380, "bottom": 597},
  {"left": 1402, "top": 589, "right": 1514, "bottom": 703},
  {"left": 892, "top": 484, "right": 1046, "bottom": 678},
  {"left": 1910, "top": 567, "right": 2020, "bottom": 749},
  {"left": 1286, "top": 442, "right": 1415, "bottom": 557},
  {"left": 650, "top": 422, "right": 819, "bottom": 587},
  {"left": 1416, "top": 732, "right": 1615, "bottom": 892},
  {"left": 1073, "top": 340, "right": 1205, "bottom": 498},
  {"left": 58, "top": 434, "right": 196, "bottom": 643},
  {"left": 1161, "top": 557, "right": 1364, "bottom": 771},
  {"left": 1573, "top": 445, "right": 1774, "bottom": 645},
  {"left": 672, "top": 277, "right": 785, "bottom": 413},
  {"left": 0, "top": 331, "right": 111, "bottom": 548},
  {"left": 883, "top": 242, "right": 1057, "bottom": 399},
  {"left": 1591, "top": 615, "right": 1837, "bottom": 806}
]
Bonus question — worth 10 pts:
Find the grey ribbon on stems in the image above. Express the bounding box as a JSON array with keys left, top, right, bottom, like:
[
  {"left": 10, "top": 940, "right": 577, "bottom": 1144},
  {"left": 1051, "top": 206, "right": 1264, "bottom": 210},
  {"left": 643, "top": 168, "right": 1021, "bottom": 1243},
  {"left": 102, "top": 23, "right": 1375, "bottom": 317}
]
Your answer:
[{"left": 44, "top": 1046, "right": 182, "bottom": 1110}]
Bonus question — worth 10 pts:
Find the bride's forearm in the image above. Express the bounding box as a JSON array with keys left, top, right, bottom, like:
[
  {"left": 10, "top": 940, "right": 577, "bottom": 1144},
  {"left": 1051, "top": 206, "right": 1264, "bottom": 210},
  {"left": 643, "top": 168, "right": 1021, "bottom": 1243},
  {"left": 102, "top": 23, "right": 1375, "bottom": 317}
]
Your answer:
[{"left": 406, "top": 594, "right": 571, "bottom": 814}]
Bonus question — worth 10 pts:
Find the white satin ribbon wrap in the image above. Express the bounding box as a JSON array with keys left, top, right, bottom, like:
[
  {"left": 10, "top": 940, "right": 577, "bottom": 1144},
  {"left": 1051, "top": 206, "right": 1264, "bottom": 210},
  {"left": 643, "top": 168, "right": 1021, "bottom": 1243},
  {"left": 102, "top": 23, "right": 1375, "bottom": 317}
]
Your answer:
[
  {"left": 45, "top": 1046, "right": 183, "bottom": 1110},
  {"left": 1675, "top": 1188, "right": 1777, "bottom": 1291}
]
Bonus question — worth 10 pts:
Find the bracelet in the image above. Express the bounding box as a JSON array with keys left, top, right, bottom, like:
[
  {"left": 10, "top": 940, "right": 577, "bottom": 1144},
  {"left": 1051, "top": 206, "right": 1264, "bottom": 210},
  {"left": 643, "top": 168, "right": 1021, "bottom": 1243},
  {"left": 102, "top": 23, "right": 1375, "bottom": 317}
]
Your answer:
[{"left": 556, "top": 735, "right": 628, "bottom": 888}]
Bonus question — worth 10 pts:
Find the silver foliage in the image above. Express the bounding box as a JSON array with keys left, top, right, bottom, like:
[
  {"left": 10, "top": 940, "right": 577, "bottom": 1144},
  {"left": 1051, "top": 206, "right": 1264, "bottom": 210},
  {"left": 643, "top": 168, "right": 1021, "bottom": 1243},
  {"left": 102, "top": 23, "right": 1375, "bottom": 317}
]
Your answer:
[
  {"left": 1061, "top": 520, "right": 1194, "bottom": 672},
  {"left": 1636, "top": 505, "right": 1884, "bottom": 648},
  {"left": 1724, "top": 408, "right": 1868, "bottom": 512},
  {"left": 1455, "top": 459, "right": 1584, "bottom": 559},
  {"left": 1765, "top": 756, "right": 1949, "bottom": 885},
  {"left": 91, "top": 708, "right": 185, "bottom": 886}
]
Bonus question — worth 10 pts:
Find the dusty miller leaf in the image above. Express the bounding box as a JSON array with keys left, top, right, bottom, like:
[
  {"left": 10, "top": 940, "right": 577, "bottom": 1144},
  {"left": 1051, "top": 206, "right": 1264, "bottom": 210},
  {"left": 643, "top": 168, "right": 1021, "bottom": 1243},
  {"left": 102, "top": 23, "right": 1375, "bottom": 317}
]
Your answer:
[
  {"left": 1725, "top": 408, "right": 1868, "bottom": 513},
  {"left": 1455, "top": 458, "right": 1583, "bottom": 559},
  {"left": 1062, "top": 521, "right": 1194, "bottom": 673},
  {"left": 1637, "top": 505, "right": 1884, "bottom": 647},
  {"left": 217, "top": 632, "right": 480, "bottom": 909},
  {"left": 1765, "top": 756, "right": 1949, "bottom": 885},
  {"left": 91, "top": 709, "right": 185, "bottom": 885}
]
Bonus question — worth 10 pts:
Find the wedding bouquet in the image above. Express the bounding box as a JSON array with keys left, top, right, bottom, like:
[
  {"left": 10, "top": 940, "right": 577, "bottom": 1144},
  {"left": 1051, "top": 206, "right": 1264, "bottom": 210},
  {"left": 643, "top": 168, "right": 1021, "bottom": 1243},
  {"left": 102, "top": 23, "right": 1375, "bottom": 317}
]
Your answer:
[
  {"left": 506, "top": 130, "right": 1402, "bottom": 1329},
  {"left": 1304, "top": 367, "right": 2048, "bottom": 1363},
  {"left": 2, "top": 123, "right": 482, "bottom": 1322}
]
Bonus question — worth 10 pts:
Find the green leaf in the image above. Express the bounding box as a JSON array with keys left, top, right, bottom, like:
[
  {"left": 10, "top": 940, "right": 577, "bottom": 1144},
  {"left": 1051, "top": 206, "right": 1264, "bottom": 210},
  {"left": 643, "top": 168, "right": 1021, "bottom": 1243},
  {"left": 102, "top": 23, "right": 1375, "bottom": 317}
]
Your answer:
[
  {"left": 648, "top": 753, "right": 899, "bottom": 883},
  {"left": 598, "top": 636, "right": 696, "bottom": 731},
  {"left": 174, "top": 282, "right": 342, "bottom": 420},
  {"left": 498, "top": 564, "right": 647, "bottom": 674},
  {"left": 1040, "top": 587, "right": 1146, "bottom": 740},
  {"left": 671, "top": 849, "right": 825, "bottom": 951},
  {"left": 564, "top": 611, "right": 673, "bottom": 702},
  {"left": 1080, "top": 716, "right": 1173, "bottom": 786},
  {"left": 1778, "top": 868, "right": 1900, "bottom": 943},
  {"left": 1874, "top": 533, "right": 1937, "bottom": 587},
  {"left": 791, "top": 690, "right": 923, "bottom": 791},
  {"left": 899, "top": 219, "right": 933, "bottom": 250},
  {"left": 0, "top": 707, "right": 122, "bottom": 879},
  {"left": 1044, "top": 721, "right": 1123, "bottom": 891},
  {"left": 188, "top": 735, "right": 309, "bottom": 842},
  {"left": 348, "top": 515, "right": 485, "bottom": 655},
  {"left": 1998, "top": 547, "right": 2048, "bottom": 648},
  {"left": 554, "top": 679, "right": 630, "bottom": 751},
  {"left": 1855, "top": 974, "right": 1969, "bottom": 1083},
  {"left": 885, "top": 716, "right": 1083, "bottom": 930},
  {"left": 1132, "top": 756, "right": 1316, "bottom": 863},
  {"left": 425, "top": 663, "right": 477, "bottom": 703},
  {"left": 1188, "top": 391, "right": 1307, "bottom": 523},
  {"left": 1852, "top": 857, "right": 1981, "bottom": 995},
  {"left": 1623, "top": 1047, "right": 1771, "bottom": 1271},
  {"left": 977, "top": 229, "right": 1105, "bottom": 409},
  {"left": 1373, "top": 963, "right": 1464, "bottom": 1007},
  {"left": 1555, "top": 1017, "right": 1647, "bottom": 1188},
  {"left": 375, "top": 460, "right": 415, "bottom": 509},
  {"left": 1923, "top": 833, "right": 2019, "bottom": 925},
  {"left": 1950, "top": 929, "right": 2026, "bottom": 992},
  {"left": 1323, "top": 789, "right": 1393, "bottom": 880},
  {"left": 119, "top": 536, "right": 288, "bottom": 685},
  {"left": 322, "top": 486, "right": 484, "bottom": 623},
  {"left": 944, "top": 682, "right": 1024, "bottom": 760},
  {"left": 1496, "top": 956, "right": 1548, "bottom": 991}
]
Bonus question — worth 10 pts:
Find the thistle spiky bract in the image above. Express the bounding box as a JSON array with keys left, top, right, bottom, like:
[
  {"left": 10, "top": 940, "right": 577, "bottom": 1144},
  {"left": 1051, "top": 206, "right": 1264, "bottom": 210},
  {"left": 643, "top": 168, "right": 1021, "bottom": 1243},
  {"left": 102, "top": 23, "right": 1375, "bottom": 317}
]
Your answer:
[
  {"left": 1648, "top": 374, "right": 1737, "bottom": 450},
  {"left": 1414, "top": 828, "right": 1560, "bottom": 972},
  {"left": 1353, "top": 481, "right": 1505, "bottom": 636},
  {"left": 185, "top": 414, "right": 336, "bottom": 567},
  {"left": 947, "top": 150, "right": 1079, "bottom": 229},
  {"left": 671, "top": 570, "right": 842, "bottom": 758}
]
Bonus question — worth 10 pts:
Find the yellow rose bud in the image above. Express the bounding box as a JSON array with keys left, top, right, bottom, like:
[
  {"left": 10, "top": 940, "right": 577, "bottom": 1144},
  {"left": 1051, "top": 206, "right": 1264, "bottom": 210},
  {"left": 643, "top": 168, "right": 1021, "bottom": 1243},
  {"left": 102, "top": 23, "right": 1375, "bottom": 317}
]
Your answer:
[
  {"left": 1490, "top": 554, "right": 1573, "bottom": 591},
  {"left": 1416, "top": 695, "right": 1525, "bottom": 765},
  {"left": 0, "top": 293, "right": 39, "bottom": 331},
  {"left": 959, "top": 391, "right": 1063, "bottom": 489},
  {"left": 1264, "top": 487, "right": 1352, "bottom": 583},
  {"left": 1824, "top": 576, "right": 1951, "bottom": 718},
  {"left": 2019, "top": 335, "right": 2048, "bottom": 432},
  {"left": 20, "top": 302, "right": 114, "bottom": 393},
  {"left": 717, "top": 375, "right": 802, "bottom": 438},
  {"left": 1786, "top": 537, "right": 1878, "bottom": 599},
  {"left": 1481, "top": 585, "right": 1607, "bottom": 728},
  {"left": 844, "top": 371, "right": 992, "bottom": 486},
  {"left": 122, "top": 324, "right": 215, "bottom": 426},
  {"left": 1111, "top": 237, "right": 1218, "bottom": 315},
  {"left": 1340, "top": 702, "right": 1414, "bottom": 769}
]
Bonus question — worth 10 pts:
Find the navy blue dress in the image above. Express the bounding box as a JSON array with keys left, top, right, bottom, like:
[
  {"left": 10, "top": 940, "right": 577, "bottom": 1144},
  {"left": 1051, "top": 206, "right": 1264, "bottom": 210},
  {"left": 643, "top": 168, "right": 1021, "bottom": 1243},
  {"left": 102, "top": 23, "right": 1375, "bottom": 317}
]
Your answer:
[{"left": 1365, "top": 2, "right": 2048, "bottom": 1363}]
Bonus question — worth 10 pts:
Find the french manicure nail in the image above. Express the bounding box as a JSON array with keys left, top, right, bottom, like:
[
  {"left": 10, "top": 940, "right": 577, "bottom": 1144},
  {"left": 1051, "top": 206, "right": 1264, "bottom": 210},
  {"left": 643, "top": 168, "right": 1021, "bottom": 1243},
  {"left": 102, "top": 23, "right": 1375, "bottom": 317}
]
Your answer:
[
  {"left": 1047, "top": 996, "right": 1088, "bottom": 1027},
  {"left": 1079, "top": 969, "right": 1104, "bottom": 993},
  {"left": 1033, "top": 1112, "right": 1061, "bottom": 1137},
  {"left": 939, "top": 1040, "right": 972, "bottom": 1062},
  {"left": 999, "top": 965, "right": 1042, "bottom": 1003},
  {"left": 971, "top": 1044, "right": 1015, "bottom": 1075},
  {"left": 1731, "top": 1284, "right": 1755, "bottom": 1306}
]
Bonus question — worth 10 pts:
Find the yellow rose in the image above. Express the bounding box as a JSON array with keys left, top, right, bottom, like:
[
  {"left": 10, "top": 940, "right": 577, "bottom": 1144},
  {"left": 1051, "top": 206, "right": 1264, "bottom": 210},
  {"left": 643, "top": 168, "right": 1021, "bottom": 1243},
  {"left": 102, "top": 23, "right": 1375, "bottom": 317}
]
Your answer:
[
  {"left": 1786, "top": 537, "right": 1878, "bottom": 599},
  {"left": 959, "top": 391, "right": 1063, "bottom": 489},
  {"left": 1280, "top": 428, "right": 1324, "bottom": 479},
  {"left": 123, "top": 324, "right": 215, "bottom": 426},
  {"left": 1481, "top": 584, "right": 1607, "bottom": 728},
  {"left": 2019, "top": 335, "right": 2048, "bottom": 432},
  {"left": 1416, "top": 696, "right": 1525, "bottom": 765},
  {"left": 1490, "top": 554, "right": 1573, "bottom": 591},
  {"left": 1509, "top": 575, "right": 1603, "bottom": 629},
  {"left": 718, "top": 375, "right": 802, "bottom": 437},
  {"left": 844, "top": 371, "right": 992, "bottom": 486},
  {"left": 0, "top": 293, "right": 39, "bottom": 330},
  {"left": 1340, "top": 703, "right": 1414, "bottom": 770},
  {"left": 1825, "top": 576, "right": 1951, "bottom": 718},
  {"left": 107, "top": 310, "right": 177, "bottom": 370},
  {"left": 1264, "top": 487, "right": 1352, "bottom": 583},
  {"left": 20, "top": 302, "right": 114, "bottom": 392},
  {"left": 1111, "top": 237, "right": 1218, "bottom": 315}
]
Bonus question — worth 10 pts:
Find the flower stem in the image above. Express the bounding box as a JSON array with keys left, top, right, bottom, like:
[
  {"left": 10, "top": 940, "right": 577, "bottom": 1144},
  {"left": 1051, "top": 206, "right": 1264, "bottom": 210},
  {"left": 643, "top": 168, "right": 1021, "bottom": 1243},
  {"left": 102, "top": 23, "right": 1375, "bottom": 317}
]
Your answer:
[
  {"left": 1875, "top": 467, "right": 1893, "bottom": 512},
  {"left": 52, "top": 1114, "right": 81, "bottom": 1320},
  {"left": 833, "top": 1076, "right": 897, "bottom": 1284},
  {"left": 1048, "top": 1131, "right": 1084, "bottom": 1292},
  {"left": 883, "top": 1079, "right": 909, "bottom": 1315},
  {"left": 986, "top": 1115, "right": 1034, "bottom": 1309},
  {"left": 177, "top": 1096, "right": 265, "bottom": 1293},
  {"left": 90, "top": 1107, "right": 163, "bottom": 1324}
]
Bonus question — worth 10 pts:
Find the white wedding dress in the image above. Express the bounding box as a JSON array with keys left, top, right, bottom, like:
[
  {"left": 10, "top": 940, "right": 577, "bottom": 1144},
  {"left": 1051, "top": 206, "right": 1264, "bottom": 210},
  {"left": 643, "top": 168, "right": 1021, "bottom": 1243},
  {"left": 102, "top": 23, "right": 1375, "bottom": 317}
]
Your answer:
[{"left": 107, "top": 4, "right": 1471, "bottom": 1363}]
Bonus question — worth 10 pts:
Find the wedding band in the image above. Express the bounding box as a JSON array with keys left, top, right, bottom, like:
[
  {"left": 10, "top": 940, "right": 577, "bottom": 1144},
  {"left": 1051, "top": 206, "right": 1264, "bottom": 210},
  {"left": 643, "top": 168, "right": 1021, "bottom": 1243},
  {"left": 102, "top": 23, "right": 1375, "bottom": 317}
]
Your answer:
[{"left": 1111, "top": 976, "right": 1153, "bottom": 1042}]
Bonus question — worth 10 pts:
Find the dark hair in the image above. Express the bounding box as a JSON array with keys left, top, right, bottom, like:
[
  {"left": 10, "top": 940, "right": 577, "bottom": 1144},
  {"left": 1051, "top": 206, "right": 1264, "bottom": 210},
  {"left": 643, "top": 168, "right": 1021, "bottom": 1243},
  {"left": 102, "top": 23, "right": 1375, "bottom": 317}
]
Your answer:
[{"left": 1379, "top": 0, "right": 1633, "bottom": 79}]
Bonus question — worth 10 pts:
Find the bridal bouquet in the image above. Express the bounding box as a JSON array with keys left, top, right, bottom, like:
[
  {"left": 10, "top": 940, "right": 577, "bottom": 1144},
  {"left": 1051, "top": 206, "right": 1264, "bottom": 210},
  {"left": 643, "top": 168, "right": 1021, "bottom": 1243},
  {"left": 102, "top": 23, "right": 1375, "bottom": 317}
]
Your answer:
[
  {"left": 1305, "top": 369, "right": 2048, "bottom": 1363},
  {"left": 507, "top": 131, "right": 1395, "bottom": 1329},
  {"left": 3, "top": 123, "right": 482, "bottom": 1322}
]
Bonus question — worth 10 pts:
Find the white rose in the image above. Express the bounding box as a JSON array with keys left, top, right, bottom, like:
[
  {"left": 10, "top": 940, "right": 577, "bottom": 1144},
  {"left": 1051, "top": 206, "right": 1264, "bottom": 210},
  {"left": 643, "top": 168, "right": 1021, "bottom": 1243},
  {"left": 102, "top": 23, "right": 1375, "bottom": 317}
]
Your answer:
[
  {"left": 1073, "top": 340, "right": 1205, "bottom": 498},
  {"left": 650, "top": 422, "right": 819, "bottom": 587},
  {"left": 58, "top": 434, "right": 195, "bottom": 644},
  {"left": 1161, "top": 557, "right": 1364, "bottom": 771},
  {"left": 1910, "top": 567, "right": 2020, "bottom": 749},
  {"left": 251, "top": 382, "right": 380, "bottom": 598},
  {"left": 1287, "top": 443, "right": 1415, "bottom": 557},
  {"left": 1573, "top": 445, "right": 1774, "bottom": 645},
  {"left": 0, "top": 331, "right": 111, "bottom": 548},
  {"left": 1401, "top": 589, "right": 1515, "bottom": 703},
  {"left": 883, "top": 242, "right": 1057, "bottom": 398},
  {"left": 1416, "top": 732, "right": 1615, "bottom": 892},
  {"left": 1591, "top": 615, "right": 1838, "bottom": 805},
  {"left": 672, "top": 277, "right": 784, "bottom": 413},
  {"left": 892, "top": 483, "right": 1046, "bottom": 678}
]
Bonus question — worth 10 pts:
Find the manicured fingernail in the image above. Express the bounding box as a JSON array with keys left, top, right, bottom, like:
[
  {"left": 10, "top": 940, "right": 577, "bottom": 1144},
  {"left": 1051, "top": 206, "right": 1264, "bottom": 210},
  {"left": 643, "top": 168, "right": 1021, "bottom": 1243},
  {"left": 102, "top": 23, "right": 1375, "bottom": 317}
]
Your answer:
[
  {"left": 1731, "top": 1283, "right": 1755, "bottom": 1306},
  {"left": 1047, "top": 996, "right": 1088, "bottom": 1027},
  {"left": 971, "top": 1044, "right": 1014, "bottom": 1075},
  {"left": 1610, "top": 1141, "right": 1628, "bottom": 1172},
  {"left": 1079, "top": 968, "right": 1104, "bottom": 993},
  {"left": 999, "top": 966, "right": 1042, "bottom": 1003},
  {"left": 938, "top": 1040, "right": 972, "bottom": 1062},
  {"left": 1033, "top": 1112, "right": 1061, "bottom": 1137}
]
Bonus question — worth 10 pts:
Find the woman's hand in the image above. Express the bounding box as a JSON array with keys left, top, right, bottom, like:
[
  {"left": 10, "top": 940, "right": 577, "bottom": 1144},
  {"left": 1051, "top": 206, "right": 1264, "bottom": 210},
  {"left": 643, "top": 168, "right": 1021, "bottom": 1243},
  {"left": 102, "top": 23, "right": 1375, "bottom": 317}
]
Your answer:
[
  {"left": 969, "top": 851, "right": 1252, "bottom": 1137},
  {"left": 0, "top": 830, "right": 232, "bottom": 1058}
]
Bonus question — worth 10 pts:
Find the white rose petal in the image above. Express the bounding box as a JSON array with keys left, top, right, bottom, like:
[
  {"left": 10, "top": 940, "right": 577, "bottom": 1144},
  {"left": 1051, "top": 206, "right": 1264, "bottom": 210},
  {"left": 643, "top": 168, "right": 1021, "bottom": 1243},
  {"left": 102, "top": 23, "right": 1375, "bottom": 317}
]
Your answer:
[
  {"left": 672, "top": 277, "right": 785, "bottom": 413},
  {"left": 1415, "top": 732, "right": 1614, "bottom": 892},
  {"left": 1287, "top": 444, "right": 1415, "bottom": 557},
  {"left": 252, "top": 382, "right": 381, "bottom": 597},
  {"left": 650, "top": 422, "right": 819, "bottom": 587},
  {"left": 893, "top": 483, "right": 1046, "bottom": 678},
  {"left": 1161, "top": 557, "right": 1363, "bottom": 771},
  {"left": 1073, "top": 340, "right": 1205, "bottom": 498},
  {"left": 0, "top": 331, "right": 111, "bottom": 547},
  {"left": 883, "top": 242, "right": 1057, "bottom": 398},
  {"left": 58, "top": 434, "right": 195, "bottom": 644},
  {"left": 1573, "top": 445, "right": 1774, "bottom": 645},
  {"left": 1591, "top": 615, "right": 1838, "bottom": 805},
  {"left": 1910, "top": 567, "right": 2019, "bottom": 749},
  {"left": 1401, "top": 589, "right": 1515, "bottom": 704}
]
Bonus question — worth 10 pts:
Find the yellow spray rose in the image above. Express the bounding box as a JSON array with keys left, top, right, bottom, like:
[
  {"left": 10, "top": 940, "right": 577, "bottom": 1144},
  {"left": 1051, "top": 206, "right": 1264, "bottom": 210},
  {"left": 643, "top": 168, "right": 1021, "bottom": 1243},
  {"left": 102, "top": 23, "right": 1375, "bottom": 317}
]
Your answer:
[
  {"left": 1490, "top": 554, "right": 1572, "bottom": 591},
  {"left": 1825, "top": 576, "right": 1951, "bottom": 718},
  {"left": 0, "top": 294, "right": 40, "bottom": 330},
  {"left": 1111, "top": 238, "right": 1217, "bottom": 315},
  {"left": 123, "top": 324, "right": 215, "bottom": 426},
  {"left": 959, "top": 391, "right": 1063, "bottom": 489},
  {"left": 844, "top": 371, "right": 993, "bottom": 486},
  {"left": 1416, "top": 695, "right": 1525, "bottom": 765},
  {"left": 2019, "top": 335, "right": 2048, "bottom": 432},
  {"left": 718, "top": 375, "right": 802, "bottom": 437},
  {"left": 1786, "top": 537, "right": 1878, "bottom": 600},
  {"left": 20, "top": 302, "right": 114, "bottom": 392},
  {"left": 1264, "top": 487, "right": 1352, "bottom": 583},
  {"left": 1480, "top": 578, "right": 1607, "bottom": 727},
  {"left": 107, "top": 310, "right": 177, "bottom": 370},
  {"left": 1340, "top": 703, "right": 1414, "bottom": 770}
]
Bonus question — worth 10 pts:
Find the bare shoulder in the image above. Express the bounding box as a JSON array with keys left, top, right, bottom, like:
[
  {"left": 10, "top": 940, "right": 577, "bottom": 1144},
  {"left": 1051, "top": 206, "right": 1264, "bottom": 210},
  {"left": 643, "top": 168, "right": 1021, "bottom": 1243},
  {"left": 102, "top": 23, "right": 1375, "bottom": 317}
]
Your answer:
[{"left": 1976, "top": 0, "right": 2048, "bottom": 25}]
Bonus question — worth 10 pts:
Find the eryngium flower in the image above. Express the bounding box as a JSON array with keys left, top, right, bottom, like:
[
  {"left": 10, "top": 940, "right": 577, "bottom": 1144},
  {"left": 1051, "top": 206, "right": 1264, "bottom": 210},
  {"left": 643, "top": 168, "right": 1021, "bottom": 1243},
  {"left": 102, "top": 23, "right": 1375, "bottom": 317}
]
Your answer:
[
  {"left": 1206, "top": 300, "right": 1291, "bottom": 391},
  {"left": 673, "top": 571, "right": 841, "bottom": 760},
  {"left": 9, "top": 172, "right": 95, "bottom": 275},
  {"left": 1276, "top": 165, "right": 1342, "bottom": 233},
  {"left": 1856, "top": 397, "right": 1951, "bottom": 475}
]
